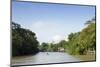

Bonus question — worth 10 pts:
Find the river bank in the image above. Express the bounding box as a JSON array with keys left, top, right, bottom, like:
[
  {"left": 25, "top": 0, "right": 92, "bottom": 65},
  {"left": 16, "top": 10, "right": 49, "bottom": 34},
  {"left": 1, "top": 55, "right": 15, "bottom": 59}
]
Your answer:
[{"left": 74, "top": 54, "right": 96, "bottom": 61}]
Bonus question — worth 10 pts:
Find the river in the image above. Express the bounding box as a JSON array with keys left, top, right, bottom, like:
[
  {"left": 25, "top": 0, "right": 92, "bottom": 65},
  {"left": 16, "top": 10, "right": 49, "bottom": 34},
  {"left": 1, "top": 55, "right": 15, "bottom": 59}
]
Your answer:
[{"left": 11, "top": 52, "right": 82, "bottom": 66}]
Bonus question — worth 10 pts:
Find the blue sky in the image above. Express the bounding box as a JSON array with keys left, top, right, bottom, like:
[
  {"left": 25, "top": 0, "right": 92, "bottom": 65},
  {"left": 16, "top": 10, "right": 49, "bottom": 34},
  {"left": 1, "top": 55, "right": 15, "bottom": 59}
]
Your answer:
[{"left": 12, "top": 1, "right": 95, "bottom": 43}]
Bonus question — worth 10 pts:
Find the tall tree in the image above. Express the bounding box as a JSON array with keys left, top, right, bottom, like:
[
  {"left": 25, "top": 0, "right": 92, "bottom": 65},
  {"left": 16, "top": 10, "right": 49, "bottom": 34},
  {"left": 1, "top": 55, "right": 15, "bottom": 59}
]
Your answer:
[{"left": 12, "top": 22, "right": 39, "bottom": 56}]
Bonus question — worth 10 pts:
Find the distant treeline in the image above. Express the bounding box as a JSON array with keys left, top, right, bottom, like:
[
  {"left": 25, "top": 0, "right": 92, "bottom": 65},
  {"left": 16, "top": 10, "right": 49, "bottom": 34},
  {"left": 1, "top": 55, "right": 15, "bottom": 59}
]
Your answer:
[
  {"left": 39, "top": 18, "right": 96, "bottom": 55},
  {"left": 12, "top": 22, "right": 39, "bottom": 56},
  {"left": 39, "top": 40, "right": 66, "bottom": 52}
]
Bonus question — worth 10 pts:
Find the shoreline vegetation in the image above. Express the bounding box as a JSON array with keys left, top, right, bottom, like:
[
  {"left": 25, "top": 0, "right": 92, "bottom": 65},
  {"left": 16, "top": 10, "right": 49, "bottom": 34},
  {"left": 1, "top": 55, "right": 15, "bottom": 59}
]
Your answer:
[
  {"left": 12, "top": 18, "right": 96, "bottom": 61},
  {"left": 74, "top": 53, "right": 96, "bottom": 61},
  {"left": 76, "top": 55, "right": 95, "bottom": 61}
]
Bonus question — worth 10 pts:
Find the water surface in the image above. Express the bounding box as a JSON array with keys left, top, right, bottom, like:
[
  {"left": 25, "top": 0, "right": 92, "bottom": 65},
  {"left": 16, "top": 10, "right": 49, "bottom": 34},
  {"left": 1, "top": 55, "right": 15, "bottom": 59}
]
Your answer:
[{"left": 12, "top": 52, "right": 82, "bottom": 66}]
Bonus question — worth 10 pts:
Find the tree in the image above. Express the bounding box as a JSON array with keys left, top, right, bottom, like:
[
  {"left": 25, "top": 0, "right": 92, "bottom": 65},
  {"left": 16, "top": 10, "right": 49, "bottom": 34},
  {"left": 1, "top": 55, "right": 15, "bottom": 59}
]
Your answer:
[
  {"left": 68, "top": 33, "right": 74, "bottom": 40},
  {"left": 12, "top": 22, "right": 39, "bottom": 56},
  {"left": 66, "top": 18, "right": 96, "bottom": 55},
  {"left": 39, "top": 42, "right": 49, "bottom": 52}
]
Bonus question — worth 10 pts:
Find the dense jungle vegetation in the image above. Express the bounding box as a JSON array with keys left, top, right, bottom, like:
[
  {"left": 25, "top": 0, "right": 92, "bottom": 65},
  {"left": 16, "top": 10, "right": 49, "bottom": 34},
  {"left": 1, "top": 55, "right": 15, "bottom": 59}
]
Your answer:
[{"left": 12, "top": 22, "right": 39, "bottom": 56}]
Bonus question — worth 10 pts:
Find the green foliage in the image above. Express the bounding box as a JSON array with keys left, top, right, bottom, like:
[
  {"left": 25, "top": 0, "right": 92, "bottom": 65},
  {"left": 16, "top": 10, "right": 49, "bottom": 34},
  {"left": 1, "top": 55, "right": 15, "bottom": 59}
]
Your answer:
[
  {"left": 67, "top": 18, "right": 96, "bottom": 55},
  {"left": 39, "top": 40, "right": 68, "bottom": 52},
  {"left": 39, "top": 43, "right": 57, "bottom": 52},
  {"left": 12, "top": 22, "right": 39, "bottom": 56},
  {"left": 39, "top": 42, "right": 49, "bottom": 52}
]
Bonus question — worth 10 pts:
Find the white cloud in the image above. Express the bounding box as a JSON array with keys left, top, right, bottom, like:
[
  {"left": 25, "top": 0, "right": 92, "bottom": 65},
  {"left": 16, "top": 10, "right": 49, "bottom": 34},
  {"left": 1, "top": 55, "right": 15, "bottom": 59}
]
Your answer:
[
  {"left": 27, "top": 20, "right": 70, "bottom": 43},
  {"left": 52, "top": 35, "right": 63, "bottom": 43}
]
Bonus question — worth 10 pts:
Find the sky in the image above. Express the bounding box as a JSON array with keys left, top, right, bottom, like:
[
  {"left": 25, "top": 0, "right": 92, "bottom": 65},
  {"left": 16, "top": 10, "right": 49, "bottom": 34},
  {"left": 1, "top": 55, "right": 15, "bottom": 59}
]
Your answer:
[{"left": 12, "top": 1, "right": 95, "bottom": 43}]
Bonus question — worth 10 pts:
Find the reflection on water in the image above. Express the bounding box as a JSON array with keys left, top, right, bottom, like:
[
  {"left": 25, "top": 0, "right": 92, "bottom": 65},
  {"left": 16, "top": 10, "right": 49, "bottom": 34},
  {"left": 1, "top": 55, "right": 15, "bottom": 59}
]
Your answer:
[{"left": 12, "top": 52, "right": 82, "bottom": 66}]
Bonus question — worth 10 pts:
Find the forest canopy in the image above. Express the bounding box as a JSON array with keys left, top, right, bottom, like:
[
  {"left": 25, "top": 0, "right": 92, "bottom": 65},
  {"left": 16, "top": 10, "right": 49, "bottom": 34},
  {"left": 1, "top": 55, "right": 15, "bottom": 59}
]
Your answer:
[
  {"left": 12, "top": 22, "right": 39, "bottom": 56},
  {"left": 66, "top": 18, "right": 96, "bottom": 55}
]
